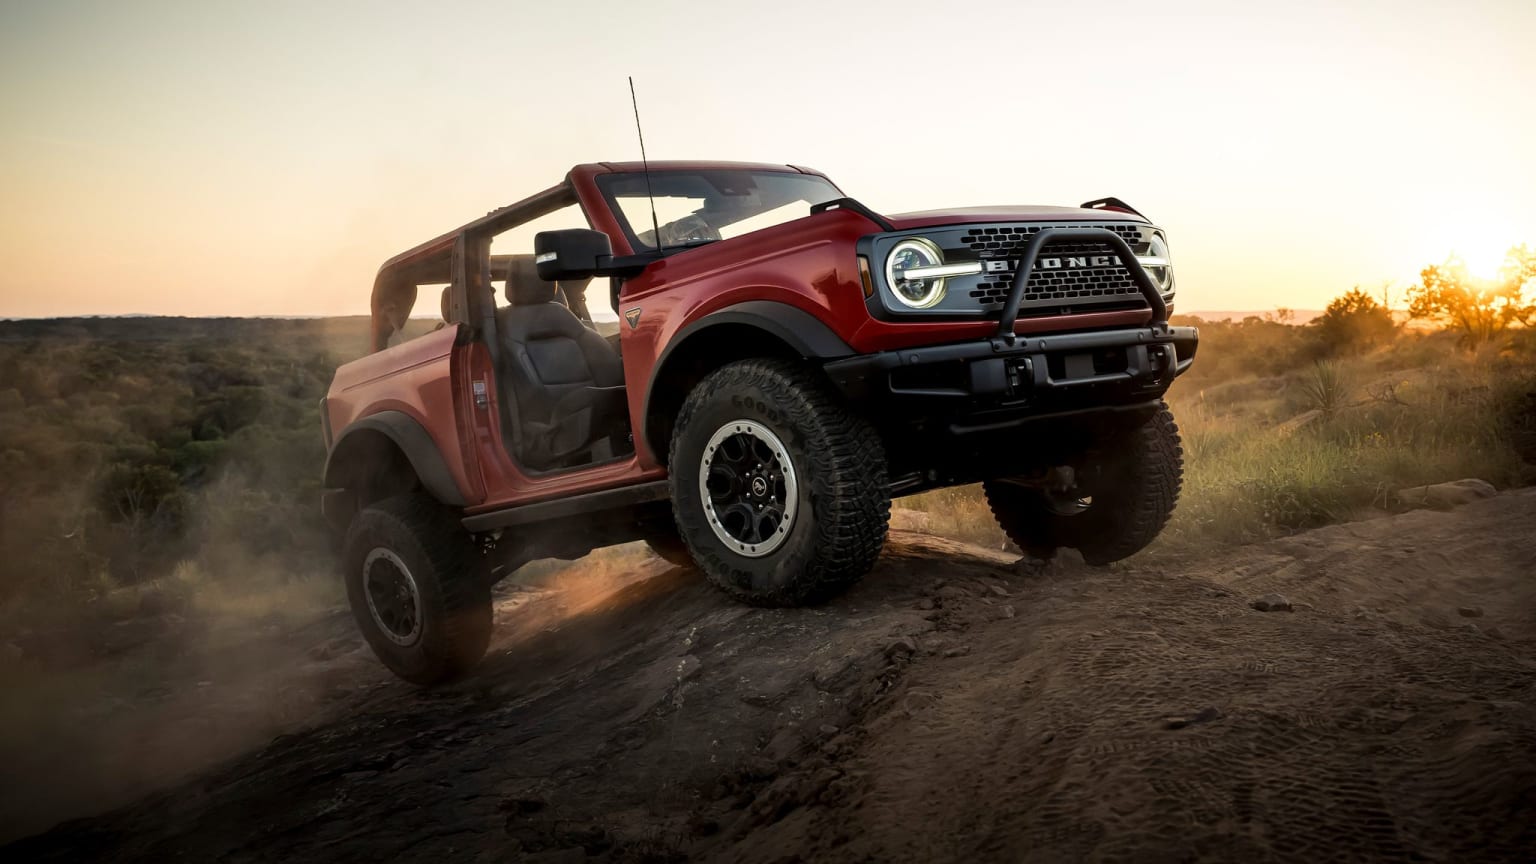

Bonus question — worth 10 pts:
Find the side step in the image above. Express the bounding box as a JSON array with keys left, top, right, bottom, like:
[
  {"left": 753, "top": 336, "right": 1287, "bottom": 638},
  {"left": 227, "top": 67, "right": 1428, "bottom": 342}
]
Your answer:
[{"left": 461, "top": 480, "right": 670, "bottom": 533}]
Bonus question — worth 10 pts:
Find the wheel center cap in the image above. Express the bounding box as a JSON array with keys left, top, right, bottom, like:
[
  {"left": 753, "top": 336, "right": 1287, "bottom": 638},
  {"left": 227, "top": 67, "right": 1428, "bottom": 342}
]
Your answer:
[{"left": 750, "top": 476, "right": 768, "bottom": 497}]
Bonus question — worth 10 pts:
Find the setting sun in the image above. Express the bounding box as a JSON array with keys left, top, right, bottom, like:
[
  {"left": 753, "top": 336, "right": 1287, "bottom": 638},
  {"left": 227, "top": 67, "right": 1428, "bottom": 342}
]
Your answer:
[{"left": 1444, "top": 235, "right": 1521, "bottom": 282}]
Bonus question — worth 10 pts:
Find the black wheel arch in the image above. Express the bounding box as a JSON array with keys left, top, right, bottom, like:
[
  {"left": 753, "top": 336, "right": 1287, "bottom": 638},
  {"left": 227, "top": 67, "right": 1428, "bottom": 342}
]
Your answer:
[
  {"left": 323, "top": 411, "right": 468, "bottom": 530},
  {"left": 642, "top": 301, "right": 854, "bottom": 465}
]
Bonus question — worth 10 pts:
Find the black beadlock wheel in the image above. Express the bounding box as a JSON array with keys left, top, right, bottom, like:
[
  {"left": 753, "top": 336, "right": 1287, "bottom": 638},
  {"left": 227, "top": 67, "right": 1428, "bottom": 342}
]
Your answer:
[
  {"left": 984, "top": 402, "right": 1184, "bottom": 564},
  {"left": 342, "top": 493, "right": 492, "bottom": 685},
  {"left": 669, "top": 359, "right": 889, "bottom": 607}
]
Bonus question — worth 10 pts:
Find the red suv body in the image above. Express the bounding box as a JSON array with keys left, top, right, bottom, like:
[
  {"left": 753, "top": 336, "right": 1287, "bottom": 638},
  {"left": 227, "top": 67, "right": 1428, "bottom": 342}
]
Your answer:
[{"left": 321, "top": 161, "right": 1198, "bottom": 684}]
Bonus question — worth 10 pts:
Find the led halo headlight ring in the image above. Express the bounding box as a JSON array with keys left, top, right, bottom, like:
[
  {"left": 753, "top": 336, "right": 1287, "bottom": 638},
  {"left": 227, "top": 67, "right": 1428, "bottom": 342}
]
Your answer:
[
  {"left": 1141, "top": 232, "right": 1174, "bottom": 293},
  {"left": 885, "top": 237, "right": 950, "bottom": 309}
]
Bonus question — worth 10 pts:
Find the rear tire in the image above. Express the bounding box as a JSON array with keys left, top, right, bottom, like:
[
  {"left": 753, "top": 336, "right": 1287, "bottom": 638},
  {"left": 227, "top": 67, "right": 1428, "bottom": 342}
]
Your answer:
[
  {"left": 984, "top": 403, "right": 1183, "bottom": 564},
  {"left": 342, "top": 493, "right": 492, "bottom": 685},
  {"left": 669, "top": 359, "right": 889, "bottom": 606}
]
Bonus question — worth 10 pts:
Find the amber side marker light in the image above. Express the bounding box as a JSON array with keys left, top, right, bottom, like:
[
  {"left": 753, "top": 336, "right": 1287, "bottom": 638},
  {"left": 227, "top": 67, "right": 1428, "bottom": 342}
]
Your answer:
[{"left": 858, "top": 256, "right": 874, "bottom": 298}]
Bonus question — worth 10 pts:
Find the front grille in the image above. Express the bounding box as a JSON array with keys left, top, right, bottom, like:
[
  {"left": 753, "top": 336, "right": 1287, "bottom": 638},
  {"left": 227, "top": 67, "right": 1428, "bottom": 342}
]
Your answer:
[{"left": 954, "top": 223, "right": 1148, "bottom": 314}]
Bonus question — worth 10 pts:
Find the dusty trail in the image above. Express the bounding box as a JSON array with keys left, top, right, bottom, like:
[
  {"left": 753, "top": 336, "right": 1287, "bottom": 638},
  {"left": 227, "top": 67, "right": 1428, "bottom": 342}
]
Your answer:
[
  {"left": 741, "top": 498, "right": 1536, "bottom": 862},
  {"left": 6, "top": 492, "right": 1535, "bottom": 863}
]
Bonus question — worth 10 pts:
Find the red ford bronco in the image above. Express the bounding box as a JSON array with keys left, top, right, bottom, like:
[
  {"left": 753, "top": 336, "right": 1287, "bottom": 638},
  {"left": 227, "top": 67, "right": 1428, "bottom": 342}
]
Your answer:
[{"left": 322, "top": 161, "right": 1198, "bottom": 683}]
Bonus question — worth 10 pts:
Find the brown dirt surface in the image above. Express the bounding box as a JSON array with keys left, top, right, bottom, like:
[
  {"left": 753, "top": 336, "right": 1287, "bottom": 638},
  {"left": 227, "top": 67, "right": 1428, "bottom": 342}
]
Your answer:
[{"left": 5, "top": 491, "right": 1535, "bottom": 863}]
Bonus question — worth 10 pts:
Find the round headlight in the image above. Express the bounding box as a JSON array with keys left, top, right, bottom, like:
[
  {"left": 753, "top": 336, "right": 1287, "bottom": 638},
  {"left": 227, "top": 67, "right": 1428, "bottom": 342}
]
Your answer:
[
  {"left": 1143, "top": 234, "right": 1174, "bottom": 292},
  {"left": 885, "top": 238, "right": 948, "bottom": 309}
]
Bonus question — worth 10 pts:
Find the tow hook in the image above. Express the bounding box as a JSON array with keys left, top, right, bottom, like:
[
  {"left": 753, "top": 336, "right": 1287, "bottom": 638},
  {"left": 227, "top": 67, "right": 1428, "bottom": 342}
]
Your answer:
[{"left": 1006, "top": 356, "right": 1034, "bottom": 394}]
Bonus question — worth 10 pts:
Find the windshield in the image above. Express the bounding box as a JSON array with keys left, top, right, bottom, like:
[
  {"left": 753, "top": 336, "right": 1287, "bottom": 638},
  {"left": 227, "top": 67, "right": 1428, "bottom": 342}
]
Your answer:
[{"left": 597, "top": 169, "right": 842, "bottom": 252}]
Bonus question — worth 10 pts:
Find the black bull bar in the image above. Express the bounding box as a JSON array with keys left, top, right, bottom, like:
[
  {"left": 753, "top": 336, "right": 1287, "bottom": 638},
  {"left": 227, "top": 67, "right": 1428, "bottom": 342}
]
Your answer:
[{"left": 995, "top": 226, "right": 1170, "bottom": 340}]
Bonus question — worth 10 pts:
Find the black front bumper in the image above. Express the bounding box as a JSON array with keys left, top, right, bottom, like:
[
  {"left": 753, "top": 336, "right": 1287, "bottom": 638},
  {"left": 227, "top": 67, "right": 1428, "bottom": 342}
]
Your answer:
[
  {"left": 825, "top": 324, "right": 1199, "bottom": 421},
  {"left": 829, "top": 224, "right": 1197, "bottom": 433}
]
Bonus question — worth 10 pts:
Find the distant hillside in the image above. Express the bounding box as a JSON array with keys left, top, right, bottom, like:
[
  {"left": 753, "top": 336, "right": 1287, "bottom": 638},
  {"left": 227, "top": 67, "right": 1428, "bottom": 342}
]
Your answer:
[
  {"left": 1180, "top": 309, "right": 1429, "bottom": 328},
  {"left": 0, "top": 316, "right": 356, "bottom": 606},
  {"left": 0, "top": 316, "right": 621, "bottom": 351},
  {"left": 0, "top": 316, "right": 383, "bottom": 357},
  {"left": 1181, "top": 309, "right": 1324, "bottom": 325}
]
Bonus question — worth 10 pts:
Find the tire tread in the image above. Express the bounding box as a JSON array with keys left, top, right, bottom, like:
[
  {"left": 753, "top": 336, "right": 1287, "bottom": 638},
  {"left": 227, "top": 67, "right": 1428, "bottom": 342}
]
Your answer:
[
  {"left": 344, "top": 493, "right": 491, "bottom": 684},
  {"left": 985, "top": 403, "right": 1183, "bottom": 564},
  {"left": 670, "top": 359, "right": 889, "bottom": 606}
]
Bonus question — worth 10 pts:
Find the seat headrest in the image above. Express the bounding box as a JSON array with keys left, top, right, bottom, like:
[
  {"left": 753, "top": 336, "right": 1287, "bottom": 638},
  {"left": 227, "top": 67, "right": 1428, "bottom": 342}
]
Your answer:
[
  {"left": 505, "top": 255, "right": 558, "bottom": 306},
  {"left": 439, "top": 286, "right": 451, "bottom": 321}
]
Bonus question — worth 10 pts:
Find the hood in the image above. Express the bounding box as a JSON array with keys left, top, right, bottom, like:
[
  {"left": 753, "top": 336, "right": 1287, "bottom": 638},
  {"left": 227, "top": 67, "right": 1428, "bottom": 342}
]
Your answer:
[{"left": 884, "top": 205, "right": 1147, "bottom": 230}]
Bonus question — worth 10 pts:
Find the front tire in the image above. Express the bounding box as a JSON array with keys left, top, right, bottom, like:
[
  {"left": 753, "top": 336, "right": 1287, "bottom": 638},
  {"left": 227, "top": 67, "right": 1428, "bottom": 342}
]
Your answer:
[
  {"left": 669, "top": 359, "right": 889, "bottom": 606},
  {"left": 641, "top": 519, "right": 694, "bottom": 568},
  {"left": 984, "top": 403, "right": 1183, "bottom": 564},
  {"left": 342, "top": 493, "right": 492, "bottom": 685}
]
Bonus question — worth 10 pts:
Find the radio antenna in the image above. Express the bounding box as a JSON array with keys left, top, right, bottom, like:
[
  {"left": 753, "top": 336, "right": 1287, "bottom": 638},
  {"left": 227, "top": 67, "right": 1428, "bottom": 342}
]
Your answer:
[{"left": 628, "top": 76, "right": 663, "bottom": 254}]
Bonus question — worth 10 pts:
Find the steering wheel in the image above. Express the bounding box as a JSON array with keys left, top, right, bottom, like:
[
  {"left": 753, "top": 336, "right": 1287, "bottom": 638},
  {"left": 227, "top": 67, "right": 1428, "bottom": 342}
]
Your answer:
[{"left": 660, "top": 214, "right": 721, "bottom": 246}]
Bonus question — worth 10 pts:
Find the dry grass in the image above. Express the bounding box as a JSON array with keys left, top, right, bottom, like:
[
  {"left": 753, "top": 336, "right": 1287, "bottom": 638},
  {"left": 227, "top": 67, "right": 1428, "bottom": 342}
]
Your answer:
[
  {"left": 899, "top": 332, "right": 1536, "bottom": 556},
  {"left": 899, "top": 486, "right": 1008, "bottom": 549}
]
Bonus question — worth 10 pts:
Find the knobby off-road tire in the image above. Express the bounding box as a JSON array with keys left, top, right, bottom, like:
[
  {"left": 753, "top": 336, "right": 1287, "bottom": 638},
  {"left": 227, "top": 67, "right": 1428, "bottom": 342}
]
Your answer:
[
  {"left": 342, "top": 493, "right": 492, "bottom": 685},
  {"left": 669, "top": 359, "right": 889, "bottom": 606},
  {"left": 984, "top": 402, "right": 1183, "bottom": 564}
]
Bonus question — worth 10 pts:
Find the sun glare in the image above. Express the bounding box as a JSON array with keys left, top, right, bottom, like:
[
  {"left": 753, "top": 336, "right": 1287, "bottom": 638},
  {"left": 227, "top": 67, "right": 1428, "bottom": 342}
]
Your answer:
[{"left": 1444, "top": 235, "right": 1516, "bottom": 282}]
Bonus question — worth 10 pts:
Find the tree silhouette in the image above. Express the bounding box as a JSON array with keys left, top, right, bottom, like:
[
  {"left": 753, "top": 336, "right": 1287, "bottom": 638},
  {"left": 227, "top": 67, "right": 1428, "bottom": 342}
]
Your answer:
[
  {"left": 1498, "top": 244, "right": 1536, "bottom": 328},
  {"left": 1312, "top": 287, "right": 1396, "bottom": 355},
  {"left": 1405, "top": 252, "right": 1531, "bottom": 348}
]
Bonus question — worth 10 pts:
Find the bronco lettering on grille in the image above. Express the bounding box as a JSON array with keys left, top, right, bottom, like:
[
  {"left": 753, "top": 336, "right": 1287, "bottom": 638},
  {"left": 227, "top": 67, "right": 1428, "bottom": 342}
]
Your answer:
[{"left": 983, "top": 255, "right": 1122, "bottom": 273}]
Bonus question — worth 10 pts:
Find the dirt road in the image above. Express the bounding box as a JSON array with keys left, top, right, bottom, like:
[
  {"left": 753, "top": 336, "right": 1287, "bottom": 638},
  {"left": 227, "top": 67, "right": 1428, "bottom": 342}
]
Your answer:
[{"left": 7, "top": 491, "right": 1535, "bottom": 862}]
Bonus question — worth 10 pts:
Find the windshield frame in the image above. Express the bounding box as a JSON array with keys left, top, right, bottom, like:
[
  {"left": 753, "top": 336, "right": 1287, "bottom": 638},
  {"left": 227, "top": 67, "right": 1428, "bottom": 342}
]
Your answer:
[{"left": 595, "top": 169, "right": 843, "bottom": 254}]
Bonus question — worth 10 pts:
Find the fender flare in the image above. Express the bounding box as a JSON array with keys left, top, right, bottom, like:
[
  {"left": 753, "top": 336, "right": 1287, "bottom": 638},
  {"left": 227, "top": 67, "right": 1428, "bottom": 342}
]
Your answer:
[
  {"left": 322, "top": 410, "right": 468, "bottom": 507},
  {"left": 672, "top": 301, "right": 855, "bottom": 361},
  {"left": 641, "top": 300, "right": 855, "bottom": 458}
]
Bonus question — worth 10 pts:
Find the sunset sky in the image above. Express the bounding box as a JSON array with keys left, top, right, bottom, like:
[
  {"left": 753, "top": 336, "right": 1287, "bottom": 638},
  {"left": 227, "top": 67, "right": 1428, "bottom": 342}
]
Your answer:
[{"left": 1, "top": 0, "right": 1533, "bottom": 320}]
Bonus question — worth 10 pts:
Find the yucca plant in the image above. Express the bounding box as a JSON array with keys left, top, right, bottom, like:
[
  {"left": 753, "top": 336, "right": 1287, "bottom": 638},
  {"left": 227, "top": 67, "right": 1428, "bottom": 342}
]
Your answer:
[{"left": 1299, "top": 360, "right": 1351, "bottom": 416}]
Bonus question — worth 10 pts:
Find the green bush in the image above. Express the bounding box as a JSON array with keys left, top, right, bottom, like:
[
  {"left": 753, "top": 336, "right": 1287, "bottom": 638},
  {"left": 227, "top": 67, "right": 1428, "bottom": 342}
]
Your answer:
[
  {"left": 97, "top": 462, "right": 186, "bottom": 526},
  {"left": 1311, "top": 287, "right": 1397, "bottom": 355},
  {"left": 0, "top": 319, "right": 362, "bottom": 607}
]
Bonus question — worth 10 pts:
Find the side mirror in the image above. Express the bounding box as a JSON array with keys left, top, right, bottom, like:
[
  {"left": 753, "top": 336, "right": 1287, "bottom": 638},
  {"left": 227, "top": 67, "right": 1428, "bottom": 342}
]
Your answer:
[{"left": 534, "top": 229, "right": 612, "bottom": 281}]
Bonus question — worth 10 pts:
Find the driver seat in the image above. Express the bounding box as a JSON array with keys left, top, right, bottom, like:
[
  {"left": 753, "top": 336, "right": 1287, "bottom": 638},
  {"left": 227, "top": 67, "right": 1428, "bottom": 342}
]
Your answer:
[{"left": 496, "top": 258, "right": 627, "bottom": 469}]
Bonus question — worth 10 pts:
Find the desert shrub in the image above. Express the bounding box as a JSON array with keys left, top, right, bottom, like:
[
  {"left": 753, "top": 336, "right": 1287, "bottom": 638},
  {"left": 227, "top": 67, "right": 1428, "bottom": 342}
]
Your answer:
[
  {"left": 97, "top": 462, "right": 186, "bottom": 527},
  {"left": 171, "top": 439, "right": 230, "bottom": 482},
  {"left": 1172, "top": 314, "right": 1311, "bottom": 385},
  {"left": 1377, "top": 329, "right": 1458, "bottom": 369},
  {"left": 1493, "top": 367, "right": 1536, "bottom": 472},
  {"left": 1297, "top": 360, "right": 1351, "bottom": 416},
  {"left": 193, "top": 385, "right": 266, "bottom": 437},
  {"left": 1310, "top": 287, "right": 1396, "bottom": 356},
  {"left": 0, "top": 319, "right": 363, "bottom": 610}
]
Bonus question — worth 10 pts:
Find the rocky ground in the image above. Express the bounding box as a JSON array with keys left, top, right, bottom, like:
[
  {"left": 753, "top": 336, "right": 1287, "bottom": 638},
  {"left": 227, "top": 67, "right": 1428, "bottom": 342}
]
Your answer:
[{"left": 4, "top": 491, "right": 1535, "bottom": 863}]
